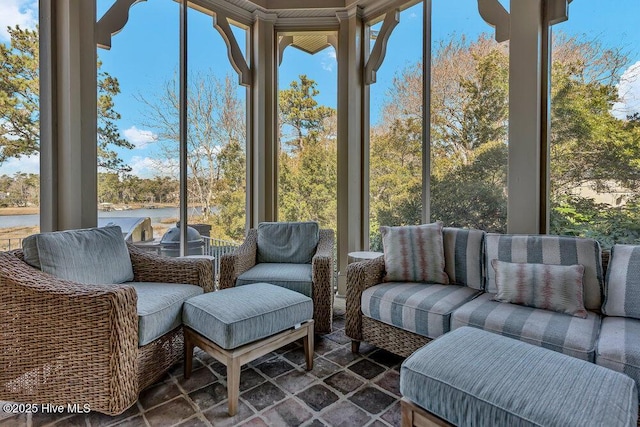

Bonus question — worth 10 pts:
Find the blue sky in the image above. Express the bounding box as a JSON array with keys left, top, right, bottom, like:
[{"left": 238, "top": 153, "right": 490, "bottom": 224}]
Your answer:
[{"left": 1, "top": 0, "right": 639, "bottom": 177}]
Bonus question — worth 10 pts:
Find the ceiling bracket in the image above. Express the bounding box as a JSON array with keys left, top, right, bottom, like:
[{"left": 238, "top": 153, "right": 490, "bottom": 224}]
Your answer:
[
  {"left": 214, "top": 11, "right": 251, "bottom": 87},
  {"left": 96, "top": 0, "right": 147, "bottom": 50},
  {"left": 364, "top": 9, "right": 400, "bottom": 85}
]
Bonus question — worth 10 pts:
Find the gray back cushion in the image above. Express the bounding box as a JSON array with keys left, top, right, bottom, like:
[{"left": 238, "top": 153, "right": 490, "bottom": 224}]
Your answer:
[
  {"left": 443, "top": 228, "right": 485, "bottom": 290},
  {"left": 22, "top": 226, "right": 134, "bottom": 284},
  {"left": 257, "top": 222, "right": 319, "bottom": 264}
]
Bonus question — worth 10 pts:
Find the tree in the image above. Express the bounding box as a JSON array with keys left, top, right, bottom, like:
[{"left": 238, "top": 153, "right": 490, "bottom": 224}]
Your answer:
[
  {"left": 137, "top": 72, "right": 246, "bottom": 236},
  {"left": 0, "top": 26, "right": 132, "bottom": 171},
  {"left": 278, "top": 76, "right": 337, "bottom": 232}
]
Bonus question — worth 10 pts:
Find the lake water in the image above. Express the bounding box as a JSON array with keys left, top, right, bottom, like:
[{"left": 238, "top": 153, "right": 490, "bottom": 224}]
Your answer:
[{"left": 0, "top": 207, "right": 183, "bottom": 228}]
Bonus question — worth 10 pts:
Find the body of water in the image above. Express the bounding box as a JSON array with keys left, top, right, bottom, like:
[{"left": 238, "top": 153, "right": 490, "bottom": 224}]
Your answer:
[{"left": 0, "top": 207, "right": 184, "bottom": 228}]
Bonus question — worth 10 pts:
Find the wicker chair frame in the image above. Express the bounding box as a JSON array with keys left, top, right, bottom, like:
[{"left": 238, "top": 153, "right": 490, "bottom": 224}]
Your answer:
[
  {"left": 219, "top": 228, "right": 334, "bottom": 334},
  {"left": 0, "top": 244, "right": 214, "bottom": 415}
]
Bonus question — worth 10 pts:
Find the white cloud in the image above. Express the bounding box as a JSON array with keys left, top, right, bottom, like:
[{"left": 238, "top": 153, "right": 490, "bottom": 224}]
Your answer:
[
  {"left": 123, "top": 126, "right": 157, "bottom": 148},
  {"left": 0, "top": 154, "right": 39, "bottom": 176},
  {"left": 321, "top": 49, "right": 337, "bottom": 72},
  {"left": 612, "top": 61, "right": 640, "bottom": 120},
  {"left": 0, "top": 0, "right": 37, "bottom": 42},
  {"left": 129, "top": 156, "right": 176, "bottom": 178}
]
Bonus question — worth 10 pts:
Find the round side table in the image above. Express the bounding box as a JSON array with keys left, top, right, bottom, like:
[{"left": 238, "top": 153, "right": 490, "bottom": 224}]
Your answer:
[{"left": 348, "top": 251, "right": 384, "bottom": 263}]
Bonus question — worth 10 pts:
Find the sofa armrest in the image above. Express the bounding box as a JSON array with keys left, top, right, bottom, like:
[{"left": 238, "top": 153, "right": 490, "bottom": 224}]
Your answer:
[
  {"left": 127, "top": 244, "right": 214, "bottom": 293},
  {"left": 346, "top": 255, "right": 385, "bottom": 341},
  {"left": 219, "top": 229, "right": 257, "bottom": 290},
  {"left": 312, "top": 229, "right": 335, "bottom": 333},
  {"left": 0, "top": 251, "right": 139, "bottom": 415}
]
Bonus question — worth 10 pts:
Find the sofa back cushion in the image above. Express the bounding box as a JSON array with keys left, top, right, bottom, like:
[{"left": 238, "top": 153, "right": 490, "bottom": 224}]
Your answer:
[
  {"left": 257, "top": 221, "right": 319, "bottom": 264},
  {"left": 22, "top": 226, "right": 134, "bottom": 284},
  {"left": 485, "top": 234, "right": 603, "bottom": 310},
  {"left": 492, "top": 260, "right": 588, "bottom": 318},
  {"left": 443, "top": 228, "right": 485, "bottom": 290},
  {"left": 603, "top": 244, "right": 640, "bottom": 319},
  {"left": 381, "top": 222, "right": 449, "bottom": 284}
]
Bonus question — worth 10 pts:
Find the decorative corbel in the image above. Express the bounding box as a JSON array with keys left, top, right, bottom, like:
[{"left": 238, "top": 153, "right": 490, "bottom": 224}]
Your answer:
[
  {"left": 477, "top": 0, "right": 510, "bottom": 43},
  {"left": 278, "top": 35, "right": 294, "bottom": 66},
  {"left": 547, "top": 0, "right": 573, "bottom": 26},
  {"left": 96, "top": 0, "right": 147, "bottom": 50},
  {"left": 364, "top": 9, "right": 400, "bottom": 85},
  {"left": 213, "top": 11, "right": 251, "bottom": 87}
]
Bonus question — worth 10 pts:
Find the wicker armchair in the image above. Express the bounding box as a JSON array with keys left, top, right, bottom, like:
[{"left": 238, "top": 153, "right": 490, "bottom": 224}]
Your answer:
[
  {"left": 0, "top": 244, "right": 214, "bottom": 415},
  {"left": 219, "top": 228, "right": 335, "bottom": 333}
]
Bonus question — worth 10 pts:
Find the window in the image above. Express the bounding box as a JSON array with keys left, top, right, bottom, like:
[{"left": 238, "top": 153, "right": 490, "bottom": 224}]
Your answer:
[
  {"left": 277, "top": 32, "right": 338, "bottom": 234},
  {"left": 0, "top": 1, "right": 40, "bottom": 250},
  {"left": 549, "top": 0, "right": 640, "bottom": 248}
]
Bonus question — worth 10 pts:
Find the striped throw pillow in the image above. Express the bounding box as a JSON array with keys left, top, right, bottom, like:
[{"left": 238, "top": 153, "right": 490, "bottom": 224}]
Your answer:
[
  {"left": 491, "top": 260, "right": 587, "bottom": 318},
  {"left": 603, "top": 244, "right": 640, "bottom": 319},
  {"left": 381, "top": 223, "right": 449, "bottom": 284}
]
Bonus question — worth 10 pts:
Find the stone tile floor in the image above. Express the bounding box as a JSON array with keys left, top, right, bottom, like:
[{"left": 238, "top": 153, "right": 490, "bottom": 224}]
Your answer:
[{"left": 0, "top": 300, "right": 405, "bottom": 427}]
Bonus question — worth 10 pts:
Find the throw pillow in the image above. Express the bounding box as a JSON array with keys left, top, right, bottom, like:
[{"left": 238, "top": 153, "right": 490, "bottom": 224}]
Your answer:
[
  {"left": 381, "top": 223, "right": 449, "bottom": 284},
  {"left": 602, "top": 244, "right": 640, "bottom": 319},
  {"left": 491, "top": 260, "right": 587, "bottom": 318}
]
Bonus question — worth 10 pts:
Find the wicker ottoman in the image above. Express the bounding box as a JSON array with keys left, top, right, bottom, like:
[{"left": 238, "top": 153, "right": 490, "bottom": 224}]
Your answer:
[
  {"left": 182, "top": 282, "right": 314, "bottom": 415},
  {"left": 401, "top": 327, "right": 638, "bottom": 427}
]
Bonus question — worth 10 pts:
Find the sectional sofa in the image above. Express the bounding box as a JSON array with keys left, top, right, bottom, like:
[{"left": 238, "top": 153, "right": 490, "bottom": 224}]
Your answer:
[{"left": 346, "top": 225, "right": 640, "bottom": 390}]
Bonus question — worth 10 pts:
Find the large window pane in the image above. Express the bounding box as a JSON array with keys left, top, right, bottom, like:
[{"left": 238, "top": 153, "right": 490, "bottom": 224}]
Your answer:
[
  {"left": 0, "top": 1, "right": 40, "bottom": 250},
  {"left": 97, "top": 0, "right": 180, "bottom": 253},
  {"left": 277, "top": 32, "right": 337, "bottom": 235},
  {"left": 429, "top": 0, "right": 509, "bottom": 233},
  {"left": 549, "top": 0, "right": 640, "bottom": 248},
  {"left": 368, "top": 3, "right": 424, "bottom": 251}
]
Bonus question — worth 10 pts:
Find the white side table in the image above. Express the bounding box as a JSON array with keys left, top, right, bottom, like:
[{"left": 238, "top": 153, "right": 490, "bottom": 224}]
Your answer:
[{"left": 348, "top": 251, "right": 384, "bottom": 264}]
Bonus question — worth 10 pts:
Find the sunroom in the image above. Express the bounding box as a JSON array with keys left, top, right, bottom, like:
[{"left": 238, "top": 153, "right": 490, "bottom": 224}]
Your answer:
[{"left": 1, "top": 0, "right": 640, "bottom": 425}]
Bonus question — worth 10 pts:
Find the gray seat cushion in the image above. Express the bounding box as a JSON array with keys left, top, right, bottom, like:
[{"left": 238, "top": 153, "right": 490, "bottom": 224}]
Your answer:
[
  {"left": 597, "top": 317, "right": 640, "bottom": 389},
  {"left": 401, "top": 327, "right": 638, "bottom": 427},
  {"left": 362, "top": 283, "right": 480, "bottom": 339},
  {"left": 22, "top": 226, "right": 134, "bottom": 284},
  {"left": 451, "top": 293, "right": 601, "bottom": 361},
  {"left": 182, "top": 283, "right": 313, "bottom": 349},
  {"left": 127, "top": 282, "right": 204, "bottom": 346},
  {"left": 236, "top": 263, "right": 313, "bottom": 297},
  {"left": 257, "top": 222, "right": 319, "bottom": 264}
]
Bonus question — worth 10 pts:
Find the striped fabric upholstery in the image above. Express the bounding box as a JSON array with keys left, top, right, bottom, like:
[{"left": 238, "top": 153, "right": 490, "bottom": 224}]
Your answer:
[
  {"left": 237, "top": 263, "right": 313, "bottom": 297},
  {"left": 381, "top": 223, "right": 449, "bottom": 284},
  {"left": 450, "top": 293, "right": 601, "bottom": 361},
  {"left": 183, "top": 283, "right": 313, "bottom": 349},
  {"left": 128, "top": 282, "right": 204, "bottom": 346},
  {"left": 442, "top": 227, "right": 485, "bottom": 290},
  {"left": 401, "top": 327, "right": 638, "bottom": 427},
  {"left": 485, "top": 234, "right": 603, "bottom": 310},
  {"left": 603, "top": 245, "right": 640, "bottom": 319},
  {"left": 361, "top": 283, "right": 481, "bottom": 339},
  {"left": 597, "top": 317, "right": 640, "bottom": 389}
]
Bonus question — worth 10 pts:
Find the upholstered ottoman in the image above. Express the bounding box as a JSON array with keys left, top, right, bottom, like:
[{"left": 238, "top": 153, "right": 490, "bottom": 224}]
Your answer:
[
  {"left": 182, "top": 283, "right": 314, "bottom": 415},
  {"left": 400, "top": 327, "right": 638, "bottom": 427}
]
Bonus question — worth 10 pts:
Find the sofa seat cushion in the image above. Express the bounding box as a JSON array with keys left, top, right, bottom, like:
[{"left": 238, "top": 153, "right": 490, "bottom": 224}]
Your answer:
[
  {"left": 451, "top": 293, "right": 601, "bottom": 361},
  {"left": 362, "top": 283, "right": 481, "bottom": 339},
  {"left": 401, "top": 327, "right": 638, "bottom": 427},
  {"left": 597, "top": 317, "right": 640, "bottom": 389},
  {"left": 22, "top": 226, "right": 134, "bottom": 285},
  {"left": 183, "top": 283, "right": 313, "bottom": 349},
  {"left": 236, "top": 263, "right": 312, "bottom": 297},
  {"left": 127, "top": 282, "right": 204, "bottom": 346}
]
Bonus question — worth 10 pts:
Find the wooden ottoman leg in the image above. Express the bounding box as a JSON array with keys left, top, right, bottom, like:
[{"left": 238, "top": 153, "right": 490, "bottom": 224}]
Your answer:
[
  {"left": 184, "top": 328, "right": 195, "bottom": 379},
  {"left": 226, "top": 357, "right": 241, "bottom": 416},
  {"left": 303, "top": 321, "right": 314, "bottom": 370},
  {"left": 351, "top": 340, "right": 360, "bottom": 354}
]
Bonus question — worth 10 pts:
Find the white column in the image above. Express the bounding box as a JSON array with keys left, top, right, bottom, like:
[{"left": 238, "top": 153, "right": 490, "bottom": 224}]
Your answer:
[
  {"left": 507, "top": 0, "right": 543, "bottom": 234},
  {"left": 249, "top": 11, "right": 278, "bottom": 227},
  {"left": 336, "top": 7, "right": 365, "bottom": 297},
  {"left": 40, "top": 0, "right": 98, "bottom": 231}
]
